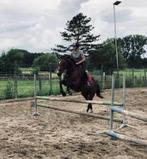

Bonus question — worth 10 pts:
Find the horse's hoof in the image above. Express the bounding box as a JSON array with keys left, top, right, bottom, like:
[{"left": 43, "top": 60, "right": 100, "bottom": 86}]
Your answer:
[
  {"left": 87, "top": 108, "right": 93, "bottom": 113},
  {"left": 87, "top": 110, "right": 93, "bottom": 113}
]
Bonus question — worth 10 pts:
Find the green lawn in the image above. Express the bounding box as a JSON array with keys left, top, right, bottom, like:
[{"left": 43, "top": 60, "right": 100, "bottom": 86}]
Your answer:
[
  {"left": 116, "top": 69, "right": 147, "bottom": 77},
  {"left": 0, "top": 68, "right": 147, "bottom": 99},
  {"left": 0, "top": 78, "right": 60, "bottom": 99}
]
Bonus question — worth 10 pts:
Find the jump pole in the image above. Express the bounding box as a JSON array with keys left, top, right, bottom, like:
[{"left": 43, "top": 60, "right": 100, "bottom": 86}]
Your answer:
[
  {"left": 37, "top": 104, "right": 121, "bottom": 122},
  {"left": 121, "top": 74, "right": 126, "bottom": 127},
  {"left": 110, "top": 74, "right": 115, "bottom": 130},
  {"left": 33, "top": 73, "right": 122, "bottom": 122},
  {"left": 112, "top": 106, "right": 147, "bottom": 122},
  {"left": 32, "top": 73, "right": 122, "bottom": 121},
  {"left": 105, "top": 74, "right": 147, "bottom": 145},
  {"left": 109, "top": 74, "right": 147, "bottom": 123},
  {"left": 36, "top": 96, "right": 123, "bottom": 106},
  {"left": 105, "top": 130, "right": 147, "bottom": 146},
  {"left": 109, "top": 74, "right": 126, "bottom": 131}
]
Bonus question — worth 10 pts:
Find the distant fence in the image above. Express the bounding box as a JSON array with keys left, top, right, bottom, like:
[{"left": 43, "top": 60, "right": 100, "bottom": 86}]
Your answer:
[
  {"left": 0, "top": 74, "right": 59, "bottom": 100},
  {"left": 0, "top": 69, "right": 147, "bottom": 100}
]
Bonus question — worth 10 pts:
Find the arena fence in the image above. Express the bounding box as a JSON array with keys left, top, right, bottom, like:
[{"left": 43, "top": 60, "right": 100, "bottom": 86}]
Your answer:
[{"left": 0, "top": 69, "right": 147, "bottom": 100}]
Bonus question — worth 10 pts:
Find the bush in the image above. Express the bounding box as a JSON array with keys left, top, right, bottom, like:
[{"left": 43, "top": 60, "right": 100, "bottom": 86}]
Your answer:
[{"left": 32, "top": 67, "right": 40, "bottom": 75}]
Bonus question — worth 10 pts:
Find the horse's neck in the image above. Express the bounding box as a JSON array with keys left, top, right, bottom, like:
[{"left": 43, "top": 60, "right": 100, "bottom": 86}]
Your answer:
[
  {"left": 65, "top": 58, "right": 83, "bottom": 80},
  {"left": 66, "top": 60, "right": 75, "bottom": 73},
  {"left": 67, "top": 65, "right": 82, "bottom": 81}
]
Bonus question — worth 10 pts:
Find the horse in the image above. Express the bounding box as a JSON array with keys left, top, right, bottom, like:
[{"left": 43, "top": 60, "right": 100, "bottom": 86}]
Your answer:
[{"left": 57, "top": 55, "right": 103, "bottom": 112}]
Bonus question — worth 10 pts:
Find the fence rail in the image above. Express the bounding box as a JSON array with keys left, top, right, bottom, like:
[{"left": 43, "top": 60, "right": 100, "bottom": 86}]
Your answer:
[{"left": 0, "top": 71, "right": 147, "bottom": 100}]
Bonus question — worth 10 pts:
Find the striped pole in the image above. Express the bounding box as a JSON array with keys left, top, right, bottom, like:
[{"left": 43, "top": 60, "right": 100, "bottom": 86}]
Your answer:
[
  {"left": 36, "top": 96, "right": 123, "bottom": 106},
  {"left": 105, "top": 130, "right": 147, "bottom": 146},
  {"left": 112, "top": 106, "right": 147, "bottom": 122},
  {"left": 37, "top": 104, "right": 121, "bottom": 122}
]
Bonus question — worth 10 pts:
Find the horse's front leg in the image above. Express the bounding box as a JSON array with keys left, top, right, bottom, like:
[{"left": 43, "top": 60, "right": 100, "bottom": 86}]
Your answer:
[
  {"left": 66, "top": 86, "right": 72, "bottom": 95},
  {"left": 59, "top": 77, "right": 66, "bottom": 96}
]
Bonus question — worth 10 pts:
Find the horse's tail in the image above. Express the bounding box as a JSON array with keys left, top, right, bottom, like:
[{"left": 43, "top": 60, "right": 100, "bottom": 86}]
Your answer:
[{"left": 96, "top": 82, "right": 103, "bottom": 98}]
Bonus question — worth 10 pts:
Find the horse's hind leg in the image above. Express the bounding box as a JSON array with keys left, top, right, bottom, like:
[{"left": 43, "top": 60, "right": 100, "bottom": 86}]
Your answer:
[
  {"left": 59, "top": 79, "right": 66, "bottom": 96},
  {"left": 87, "top": 103, "right": 93, "bottom": 113},
  {"left": 82, "top": 93, "right": 93, "bottom": 113},
  {"left": 66, "top": 86, "right": 72, "bottom": 95}
]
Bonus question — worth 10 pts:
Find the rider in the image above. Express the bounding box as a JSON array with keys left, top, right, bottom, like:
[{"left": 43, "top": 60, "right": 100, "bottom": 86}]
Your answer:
[
  {"left": 71, "top": 43, "right": 86, "bottom": 75},
  {"left": 70, "top": 43, "right": 92, "bottom": 86}
]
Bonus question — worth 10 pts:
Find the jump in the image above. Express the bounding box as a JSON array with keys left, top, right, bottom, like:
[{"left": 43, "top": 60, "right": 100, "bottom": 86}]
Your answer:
[{"left": 57, "top": 54, "right": 103, "bottom": 112}]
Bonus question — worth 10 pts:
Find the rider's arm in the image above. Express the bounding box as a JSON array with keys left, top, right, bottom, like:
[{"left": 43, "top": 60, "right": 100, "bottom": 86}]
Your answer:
[{"left": 76, "top": 52, "right": 86, "bottom": 65}]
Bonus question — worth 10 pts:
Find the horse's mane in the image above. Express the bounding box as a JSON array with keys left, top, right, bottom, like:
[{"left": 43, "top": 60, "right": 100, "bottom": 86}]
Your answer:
[{"left": 60, "top": 55, "right": 75, "bottom": 66}]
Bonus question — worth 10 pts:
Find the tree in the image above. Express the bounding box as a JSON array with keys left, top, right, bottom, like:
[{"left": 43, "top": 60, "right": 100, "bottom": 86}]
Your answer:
[
  {"left": 0, "top": 52, "right": 6, "bottom": 73},
  {"left": 88, "top": 39, "right": 125, "bottom": 74},
  {"left": 33, "top": 53, "right": 58, "bottom": 71},
  {"left": 118, "top": 35, "right": 147, "bottom": 68},
  {"left": 0, "top": 49, "right": 24, "bottom": 74},
  {"left": 54, "top": 13, "right": 100, "bottom": 53}
]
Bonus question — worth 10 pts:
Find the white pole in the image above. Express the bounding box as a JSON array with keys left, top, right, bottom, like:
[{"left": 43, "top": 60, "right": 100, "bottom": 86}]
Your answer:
[
  {"left": 113, "top": 4, "right": 119, "bottom": 71},
  {"left": 110, "top": 75, "right": 115, "bottom": 130},
  {"left": 122, "top": 74, "right": 126, "bottom": 124}
]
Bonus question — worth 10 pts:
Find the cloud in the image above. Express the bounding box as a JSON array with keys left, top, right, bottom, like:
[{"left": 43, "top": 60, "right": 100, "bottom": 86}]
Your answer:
[
  {"left": 0, "top": 0, "right": 91, "bottom": 53},
  {"left": 0, "top": 0, "right": 147, "bottom": 53},
  {"left": 100, "top": 9, "right": 133, "bottom": 23},
  {"left": 58, "top": 0, "right": 89, "bottom": 15}
]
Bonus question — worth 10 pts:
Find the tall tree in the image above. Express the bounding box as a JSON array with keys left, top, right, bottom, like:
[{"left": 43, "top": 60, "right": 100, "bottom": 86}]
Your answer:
[
  {"left": 88, "top": 39, "right": 125, "bottom": 74},
  {"left": 33, "top": 53, "right": 58, "bottom": 71},
  {"left": 54, "top": 13, "right": 100, "bottom": 53},
  {"left": 118, "top": 35, "right": 147, "bottom": 68},
  {"left": 1, "top": 49, "right": 24, "bottom": 74}
]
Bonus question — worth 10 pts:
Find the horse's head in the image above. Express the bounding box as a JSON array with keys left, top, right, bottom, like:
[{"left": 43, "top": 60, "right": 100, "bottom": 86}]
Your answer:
[{"left": 57, "top": 55, "right": 75, "bottom": 77}]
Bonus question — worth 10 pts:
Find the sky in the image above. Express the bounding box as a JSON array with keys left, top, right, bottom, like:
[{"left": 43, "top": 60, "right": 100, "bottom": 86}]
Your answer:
[{"left": 0, "top": 0, "right": 147, "bottom": 53}]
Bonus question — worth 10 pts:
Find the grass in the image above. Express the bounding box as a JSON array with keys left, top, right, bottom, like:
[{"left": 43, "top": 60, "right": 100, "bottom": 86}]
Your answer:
[
  {"left": 116, "top": 69, "right": 147, "bottom": 77},
  {"left": 0, "top": 79, "right": 60, "bottom": 99},
  {"left": 0, "top": 68, "right": 147, "bottom": 99},
  {"left": 20, "top": 67, "right": 58, "bottom": 78}
]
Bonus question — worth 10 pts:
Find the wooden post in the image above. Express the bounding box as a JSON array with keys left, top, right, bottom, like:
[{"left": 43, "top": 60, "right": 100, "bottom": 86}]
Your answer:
[
  {"left": 132, "top": 69, "right": 135, "bottom": 87},
  {"left": 101, "top": 72, "right": 105, "bottom": 92},
  {"left": 32, "top": 73, "right": 39, "bottom": 116},
  {"left": 39, "top": 76, "right": 42, "bottom": 92},
  {"left": 14, "top": 74, "right": 18, "bottom": 99},
  {"left": 144, "top": 69, "right": 146, "bottom": 84},
  {"left": 49, "top": 67, "right": 53, "bottom": 95}
]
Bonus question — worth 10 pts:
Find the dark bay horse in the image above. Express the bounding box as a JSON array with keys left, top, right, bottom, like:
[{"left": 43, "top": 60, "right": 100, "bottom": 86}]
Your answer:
[{"left": 57, "top": 55, "right": 103, "bottom": 112}]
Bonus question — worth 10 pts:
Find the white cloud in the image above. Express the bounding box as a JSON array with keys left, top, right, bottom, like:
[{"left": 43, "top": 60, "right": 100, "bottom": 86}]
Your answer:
[{"left": 0, "top": 0, "right": 147, "bottom": 53}]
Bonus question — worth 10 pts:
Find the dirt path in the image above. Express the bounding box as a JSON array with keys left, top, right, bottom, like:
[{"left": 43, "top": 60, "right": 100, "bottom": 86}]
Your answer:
[{"left": 0, "top": 88, "right": 147, "bottom": 159}]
